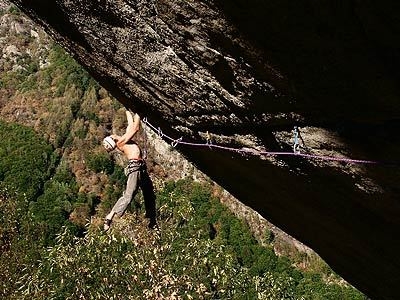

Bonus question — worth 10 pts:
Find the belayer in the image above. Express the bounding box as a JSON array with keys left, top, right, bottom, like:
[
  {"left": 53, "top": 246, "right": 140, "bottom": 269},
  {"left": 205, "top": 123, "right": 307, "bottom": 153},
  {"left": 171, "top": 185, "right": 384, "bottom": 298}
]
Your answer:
[
  {"left": 102, "top": 109, "right": 156, "bottom": 231},
  {"left": 293, "top": 126, "right": 305, "bottom": 154}
]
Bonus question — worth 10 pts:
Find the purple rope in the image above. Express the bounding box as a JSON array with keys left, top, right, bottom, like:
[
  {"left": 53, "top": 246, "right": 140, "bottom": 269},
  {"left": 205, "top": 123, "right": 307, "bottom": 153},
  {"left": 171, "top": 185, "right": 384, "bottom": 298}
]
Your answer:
[
  {"left": 258, "top": 151, "right": 377, "bottom": 164},
  {"left": 142, "top": 118, "right": 378, "bottom": 165}
]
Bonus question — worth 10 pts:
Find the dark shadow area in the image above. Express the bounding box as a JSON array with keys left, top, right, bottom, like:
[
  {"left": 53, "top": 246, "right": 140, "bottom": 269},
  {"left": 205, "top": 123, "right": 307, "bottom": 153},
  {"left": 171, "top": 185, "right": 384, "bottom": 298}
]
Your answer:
[
  {"left": 182, "top": 144, "right": 400, "bottom": 300},
  {"left": 125, "top": 161, "right": 157, "bottom": 228},
  {"left": 214, "top": 0, "right": 400, "bottom": 123},
  {"left": 209, "top": 58, "right": 236, "bottom": 95},
  {"left": 140, "top": 165, "right": 157, "bottom": 229}
]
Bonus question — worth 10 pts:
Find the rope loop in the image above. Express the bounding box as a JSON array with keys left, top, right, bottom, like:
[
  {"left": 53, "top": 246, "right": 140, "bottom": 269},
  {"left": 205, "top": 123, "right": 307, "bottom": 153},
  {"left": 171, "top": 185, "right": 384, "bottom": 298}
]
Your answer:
[
  {"left": 206, "top": 131, "right": 212, "bottom": 148},
  {"left": 171, "top": 137, "right": 183, "bottom": 148},
  {"left": 157, "top": 127, "right": 164, "bottom": 138},
  {"left": 237, "top": 149, "right": 247, "bottom": 157},
  {"left": 142, "top": 116, "right": 148, "bottom": 123}
]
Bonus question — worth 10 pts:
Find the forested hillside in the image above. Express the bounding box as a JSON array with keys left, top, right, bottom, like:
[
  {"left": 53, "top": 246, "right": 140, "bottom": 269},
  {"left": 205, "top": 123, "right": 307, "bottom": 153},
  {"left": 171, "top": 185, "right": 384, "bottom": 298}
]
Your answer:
[{"left": 0, "top": 4, "right": 365, "bottom": 299}]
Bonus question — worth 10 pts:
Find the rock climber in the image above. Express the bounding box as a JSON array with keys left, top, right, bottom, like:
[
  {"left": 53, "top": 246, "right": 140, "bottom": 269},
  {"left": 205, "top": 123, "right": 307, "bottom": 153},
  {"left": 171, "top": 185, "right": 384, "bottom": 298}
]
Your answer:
[
  {"left": 102, "top": 109, "right": 156, "bottom": 231},
  {"left": 293, "top": 126, "right": 305, "bottom": 154}
]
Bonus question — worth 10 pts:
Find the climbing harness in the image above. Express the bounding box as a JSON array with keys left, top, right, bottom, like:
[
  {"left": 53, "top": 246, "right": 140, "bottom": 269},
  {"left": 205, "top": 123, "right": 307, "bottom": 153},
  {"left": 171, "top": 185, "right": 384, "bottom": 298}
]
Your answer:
[
  {"left": 141, "top": 117, "right": 379, "bottom": 165},
  {"left": 124, "top": 159, "right": 145, "bottom": 176}
]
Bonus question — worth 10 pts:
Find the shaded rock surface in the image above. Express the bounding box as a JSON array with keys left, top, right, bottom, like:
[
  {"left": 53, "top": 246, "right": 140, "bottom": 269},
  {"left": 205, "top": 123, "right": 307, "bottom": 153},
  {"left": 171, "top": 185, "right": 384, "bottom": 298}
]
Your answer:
[{"left": 9, "top": 1, "right": 400, "bottom": 299}]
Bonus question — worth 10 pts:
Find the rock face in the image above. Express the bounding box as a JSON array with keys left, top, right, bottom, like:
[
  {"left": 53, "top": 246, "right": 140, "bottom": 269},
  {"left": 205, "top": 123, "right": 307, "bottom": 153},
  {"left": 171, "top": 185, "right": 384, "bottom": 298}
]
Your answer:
[{"left": 10, "top": 1, "right": 400, "bottom": 299}]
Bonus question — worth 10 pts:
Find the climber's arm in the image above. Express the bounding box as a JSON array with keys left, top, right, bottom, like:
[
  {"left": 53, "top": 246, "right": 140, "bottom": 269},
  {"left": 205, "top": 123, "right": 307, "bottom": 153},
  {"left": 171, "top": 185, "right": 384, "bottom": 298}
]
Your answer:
[{"left": 116, "top": 110, "right": 140, "bottom": 148}]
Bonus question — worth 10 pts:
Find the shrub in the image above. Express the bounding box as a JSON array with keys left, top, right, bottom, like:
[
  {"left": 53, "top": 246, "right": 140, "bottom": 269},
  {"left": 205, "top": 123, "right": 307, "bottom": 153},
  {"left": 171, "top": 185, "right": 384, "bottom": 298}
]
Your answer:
[{"left": 86, "top": 152, "right": 114, "bottom": 174}]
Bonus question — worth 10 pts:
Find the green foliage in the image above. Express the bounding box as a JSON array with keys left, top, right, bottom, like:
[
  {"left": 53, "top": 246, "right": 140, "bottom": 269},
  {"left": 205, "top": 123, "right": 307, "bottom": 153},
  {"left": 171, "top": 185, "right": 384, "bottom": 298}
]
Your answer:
[
  {"left": 18, "top": 72, "right": 38, "bottom": 92},
  {"left": 76, "top": 192, "right": 100, "bottom": 215},
  {"left": 28, "top": 162, "right": 79, "bottom": 245},
  {"left": 7, "top": 5, "right": 21, "bottom": 15},
  {"left": 0, "top": 167, "right": 366, "bottom": 300},
  {"left": 52, "top": 162, "right": 76, "bottom": 184},
  {"left": 101, "top": 166, "right": 125, "bottom": 211},
  {"left": 86, "top": 152, "right": 114, "bottom": 174},
  {"left": 82, "top": 111, "right": 101, "bottom": 125},
  {"left": 41, "top": 44, "right": 94, "bottom": 96},
  {"left": 109, "top": 164, "right": 125, "bottom": 183},
  {"left": 158, "top": 180, "right": 366, "bottom": 299},
  {"left": 1, "top": 41, "right": 97, "bottom": 96},
  {"left": 0, "top": 51, "right": 40, "bottom": 92},
  {"left": 10, "top": 179, "right": 366, "bottom": 299},
  {"left": 14, "top": 224, "right": 296, "bottom": 299},
  {"left": 0, "top": 121, "right": 53, "bottom": 200},
  {"left": 0, "top": 188, "right": 26, "bottom": 298}
]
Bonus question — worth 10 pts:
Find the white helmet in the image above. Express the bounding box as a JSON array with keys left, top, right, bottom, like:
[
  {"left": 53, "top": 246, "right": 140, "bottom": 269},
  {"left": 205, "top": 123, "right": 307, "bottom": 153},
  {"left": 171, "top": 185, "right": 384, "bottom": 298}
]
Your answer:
[{"left": 103, "top": 136, "right": 116, "bottom": 152}]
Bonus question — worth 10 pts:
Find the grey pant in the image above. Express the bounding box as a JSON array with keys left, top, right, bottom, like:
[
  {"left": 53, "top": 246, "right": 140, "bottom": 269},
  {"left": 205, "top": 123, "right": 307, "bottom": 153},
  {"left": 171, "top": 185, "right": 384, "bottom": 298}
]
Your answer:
[{"left": 111, "top": 161, "right": 143, "bottom": 216}]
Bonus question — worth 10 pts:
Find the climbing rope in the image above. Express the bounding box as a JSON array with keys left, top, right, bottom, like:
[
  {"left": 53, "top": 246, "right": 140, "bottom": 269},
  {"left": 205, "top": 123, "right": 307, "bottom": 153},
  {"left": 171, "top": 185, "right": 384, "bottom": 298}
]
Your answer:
[{"left": 142, "top": 118, "right": 378, "bottom": 165}]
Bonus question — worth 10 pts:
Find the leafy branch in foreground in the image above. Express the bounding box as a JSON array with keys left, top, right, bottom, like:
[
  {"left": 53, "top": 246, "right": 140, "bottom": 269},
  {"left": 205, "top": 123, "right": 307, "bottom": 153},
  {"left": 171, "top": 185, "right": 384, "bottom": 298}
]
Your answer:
[{"left": 13, "top": 180, "right": 365, "bottom": 300}]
